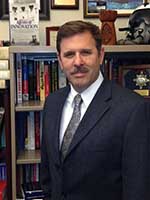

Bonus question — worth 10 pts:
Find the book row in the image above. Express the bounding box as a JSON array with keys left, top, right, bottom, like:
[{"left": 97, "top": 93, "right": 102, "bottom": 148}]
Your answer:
[
  {"left": 15, "top": 53, "right": 67, "bottom": 104},
  {"left": 21, "top": 164, "right": 40, "bottom": 184},
  {"left": 16, "top": 111, "right": 42, "bottom": 151},
  {"left": 16, "top": 164, "right": 43, "bottom": 199}
]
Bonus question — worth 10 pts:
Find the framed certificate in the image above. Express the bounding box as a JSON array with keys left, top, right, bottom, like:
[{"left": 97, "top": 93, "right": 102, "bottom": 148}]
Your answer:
[
  {"left": 51, "top": 0, "right": 79, "bottom": 9},
  {"left": 46, "top": 26, "right": 59, "bottom": 47}
]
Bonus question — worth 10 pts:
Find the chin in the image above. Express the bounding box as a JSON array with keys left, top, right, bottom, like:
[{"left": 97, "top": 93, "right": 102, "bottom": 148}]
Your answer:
[{"left": 74, "top": 84, "right": 89, "bottom": 93}]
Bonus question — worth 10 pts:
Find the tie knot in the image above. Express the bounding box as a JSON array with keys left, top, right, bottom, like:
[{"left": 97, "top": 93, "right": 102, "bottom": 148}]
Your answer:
[{"left": 74, "top": 94, "right": 82, "bottom": 107}]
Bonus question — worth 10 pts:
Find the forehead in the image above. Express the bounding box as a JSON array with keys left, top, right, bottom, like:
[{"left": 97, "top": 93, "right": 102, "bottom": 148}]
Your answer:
[{"left": 60, "top": 31, "right": 96, "bottom": 51}]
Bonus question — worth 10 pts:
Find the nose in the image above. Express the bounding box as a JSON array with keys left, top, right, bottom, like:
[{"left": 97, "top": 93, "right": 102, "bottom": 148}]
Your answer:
[{"left": 74, "top": 53, "right": 84, "bottom": 66}]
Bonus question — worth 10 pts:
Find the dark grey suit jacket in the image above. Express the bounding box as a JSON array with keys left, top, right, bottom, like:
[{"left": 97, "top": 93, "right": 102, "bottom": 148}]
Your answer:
[{"left": 40, "top": 79, "right": 150, "bottom": 200}]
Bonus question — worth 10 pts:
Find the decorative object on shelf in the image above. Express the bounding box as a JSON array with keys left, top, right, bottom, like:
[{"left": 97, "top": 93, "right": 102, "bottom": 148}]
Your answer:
[
  {"left": 46, "top": 26, "right": 59, "bottom": 46},
  {"left": 51, "top": 0, "right": 79, "bottom": 9},
  {"left": 99, "top": 9, "right": 117, "bottom": 45},
  {"left": 83, "top": 0, "right": 145, "bottom": 18},
  {"left": 133, "top": 71, "right": 150, "bottom": 89},
  {"left": 118, "top": 2, "right": 150, "bottom": 45},
  {"left": 0, "top": 41, "right": 10, "bottom": 47}
]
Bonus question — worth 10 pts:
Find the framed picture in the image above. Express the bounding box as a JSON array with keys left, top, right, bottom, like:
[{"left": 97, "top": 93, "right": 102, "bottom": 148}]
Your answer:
[
  {"left": 118, "top": 64, "right": 150, "bottom": 96},
  {"left": 51, "top": 0, "right": 79, "bottom": 9},
  {"left": 46, "top": 26, "right": 59, "bottom": 46},
  {"left": 83, "top": 0, "right": 146, "bottom": 18},
  {"left": 0, "top": 0, "right": 50, "bottom": 20}
]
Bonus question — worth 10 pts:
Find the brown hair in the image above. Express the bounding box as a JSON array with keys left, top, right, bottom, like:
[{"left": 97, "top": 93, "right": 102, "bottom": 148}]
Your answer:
[{"left": 56, "top": 20, "right": 102, "bottom": 54}]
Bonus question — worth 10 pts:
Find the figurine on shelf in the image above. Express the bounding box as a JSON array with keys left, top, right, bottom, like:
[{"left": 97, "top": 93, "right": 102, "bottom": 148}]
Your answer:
[
  {"left": 118, "top": 3, "right": 150, "bottom": 44},
  {"left": 99, "top": 9, "right": 117, "bottom": 45}
]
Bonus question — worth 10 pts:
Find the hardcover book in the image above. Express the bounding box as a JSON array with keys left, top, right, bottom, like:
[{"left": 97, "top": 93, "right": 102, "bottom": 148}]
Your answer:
[
  {"left": 22, "top": 181, "right": 45, "bottom": 199},
  {"left": 0, "top": 180, "right": 7, "bottom": 200},
  {"left": 9, "top": 0, "right": 40, "bottom": 45}
]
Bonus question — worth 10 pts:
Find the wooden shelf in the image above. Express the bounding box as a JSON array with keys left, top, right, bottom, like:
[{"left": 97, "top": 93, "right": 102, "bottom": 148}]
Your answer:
[
  {"left": 15, "top": 101, "right": 44, "bottom": 112},
  {"left": 104, "top": 45, "right": 150, "bottom": 53},
  {"left": 17, "top": 150, "right": 41, "bottom": 164},
  {"left": 9, "top": 45, "right": 56, "bottom": 54}
]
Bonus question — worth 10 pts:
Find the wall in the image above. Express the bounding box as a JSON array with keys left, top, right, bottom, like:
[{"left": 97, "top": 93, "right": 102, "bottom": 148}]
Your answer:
[{"left": 0, "top": 1, "right": 129, "bottom": 45}]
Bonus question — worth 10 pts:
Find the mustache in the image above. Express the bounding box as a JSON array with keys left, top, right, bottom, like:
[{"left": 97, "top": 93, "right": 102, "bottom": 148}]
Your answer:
[{"left": 71, "top": 66, "right": 89, "bottom": 75}]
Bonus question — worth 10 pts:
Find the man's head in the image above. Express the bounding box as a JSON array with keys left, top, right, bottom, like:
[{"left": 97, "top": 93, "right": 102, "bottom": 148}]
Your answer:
[
  {"left": 56, "top": 20, "right": 102, "bottom": 55},
  {"left": 57, "top": 20, "right": 104, "bottom": 93}
]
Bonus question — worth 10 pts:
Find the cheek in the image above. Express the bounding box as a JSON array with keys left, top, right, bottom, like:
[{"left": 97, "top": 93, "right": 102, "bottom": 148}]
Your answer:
[{"left": 61, "top": 59, "right": 73, "bottom": 70}]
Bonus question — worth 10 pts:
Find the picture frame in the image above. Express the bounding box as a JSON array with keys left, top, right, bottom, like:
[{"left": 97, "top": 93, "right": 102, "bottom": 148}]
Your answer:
[
  {"left": 83, "top": 0, "right": 147, "bottom": 18},
  {"left": 46, "top": 26, "right": 59, "bottom": 46},
  {"left": 51, "top": 0, "right": 79, "bottom": 9},
  {"left": 118, "top": 64, "right": 150, "bottom": 96},
  {"left": 0, "top": 0, "right": 50, "bottom": 20}
]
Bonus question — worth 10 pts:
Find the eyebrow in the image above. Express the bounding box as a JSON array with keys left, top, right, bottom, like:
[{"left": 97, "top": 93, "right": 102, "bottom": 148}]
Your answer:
[{"left": 63, "top": 48, "right": 93, "bottom": 55}]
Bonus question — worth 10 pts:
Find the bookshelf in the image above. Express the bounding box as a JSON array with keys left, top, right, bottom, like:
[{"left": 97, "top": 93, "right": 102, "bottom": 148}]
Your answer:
[
  {"left": 10, "top": 45, "right": 150, "bottom": 199},
  {"left": 0, "top": 47, "right": 11, "bottom": 200},
  {"left": 103, "top": 45, "right": 150, "bottom": 97},
  {"left": 9, "top": 46, "right": 67, "bottom": 199}
]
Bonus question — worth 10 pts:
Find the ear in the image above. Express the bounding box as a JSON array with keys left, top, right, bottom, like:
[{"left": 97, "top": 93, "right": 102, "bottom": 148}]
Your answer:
[{"left": 99, "top": 46, "right": 105, "bottom": 65}]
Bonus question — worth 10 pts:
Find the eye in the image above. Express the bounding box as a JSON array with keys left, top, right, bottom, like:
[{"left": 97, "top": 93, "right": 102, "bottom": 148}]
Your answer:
[
  {"left": 80, "top": 49, "right": 92, "bottom": 56},
  {"left": 63, "top": 51, "right": 75, "bottom": 58}
]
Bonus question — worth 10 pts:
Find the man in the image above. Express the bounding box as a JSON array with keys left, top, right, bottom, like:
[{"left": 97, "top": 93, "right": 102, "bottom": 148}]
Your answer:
[{"left": 40, "top": 20, "right": 150, "bottom": 200}]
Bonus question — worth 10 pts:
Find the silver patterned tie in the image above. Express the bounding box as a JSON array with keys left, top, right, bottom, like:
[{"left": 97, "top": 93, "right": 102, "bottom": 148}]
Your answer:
[{"left": 61, "top": 94, "right": 82, "bottom": 161}]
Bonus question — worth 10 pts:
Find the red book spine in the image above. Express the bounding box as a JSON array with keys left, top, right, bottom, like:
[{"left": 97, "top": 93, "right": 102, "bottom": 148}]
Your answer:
[
  {"left": 44, "top": 62, "right": 50, "bottom": 98},
  {"left": 36, "top": 61, "right": 40, "bottom": 101},
  {"left": 0, "top": 180, "right": 7, "bottom": 200}
]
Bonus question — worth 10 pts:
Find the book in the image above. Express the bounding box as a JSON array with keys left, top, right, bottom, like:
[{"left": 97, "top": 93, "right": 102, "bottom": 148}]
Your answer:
[
  {"left": 16, "top": 53, "right": 23, "bottom": 104},
  {"left": 0, "top": 61, "right": 9, "bottom": 70},
  {"left": 0, "top": 163, "right": 6, "bottom": 181},
  {"left": 9, "top": 1, "right": 40, "bottom": 45},
  {"left": 34, "top": 112, "right": 40, "bottom": 149},
  {"left": 0, "top": 70, "right": 10, "bottom": 80},
  {"left": 22, "top": 181, "right": 45, "bottom": 199},
  {"left": 22, "top": 55, "right": 29, "bottom": 101},
  {"left": 27, "top": 112, "right": 35, "bottom": 150},
  {"left": 0, "top": 48, "right": 9, "bottom": 60},
  {"left": 39, "top": 61, "right": 45, "bottom": 101},
  {"left": 35, "top": 61, "right": 40, "bottom": 101},
  {"left": 28, "top": 59, "right": 35, "bottom": 101},
  {"left": 0, "top": 80, "right": 6, "bottom": 89},
  {"left": 0, "top": 180, "right": 7, "bottom": 200},
  {"left": 44, "top": 61, "right": 50, "bottom": 98},
  {"left": 51, "top": 59, "right": 58, "bottom": 92},
  {"left": 0, "top": 108, "right": 4, "bottom": 134},
  {"left": 16, "top": 112, "right": 27, "bottom": 152}
]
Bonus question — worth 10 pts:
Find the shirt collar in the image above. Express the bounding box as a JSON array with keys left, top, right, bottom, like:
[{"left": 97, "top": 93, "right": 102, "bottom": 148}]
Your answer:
[{"left": 68, "top": 71, "right": 104, "bottom": 108}]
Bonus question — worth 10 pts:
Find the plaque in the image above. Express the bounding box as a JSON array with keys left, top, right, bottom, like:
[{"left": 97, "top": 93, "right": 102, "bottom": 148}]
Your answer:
[{"left": 118, "top": 64, "right": 150, "bottom": 96}]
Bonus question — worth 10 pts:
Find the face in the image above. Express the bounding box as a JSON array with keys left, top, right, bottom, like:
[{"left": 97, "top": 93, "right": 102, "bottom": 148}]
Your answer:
[{"left": 58, "top": 31, "right": 104, "bottom": 93}]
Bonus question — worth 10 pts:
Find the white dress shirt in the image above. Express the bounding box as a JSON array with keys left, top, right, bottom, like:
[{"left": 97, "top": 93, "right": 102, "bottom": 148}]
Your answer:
[{"left": 59, "top": 71, "right": 104, "bottom": 147}]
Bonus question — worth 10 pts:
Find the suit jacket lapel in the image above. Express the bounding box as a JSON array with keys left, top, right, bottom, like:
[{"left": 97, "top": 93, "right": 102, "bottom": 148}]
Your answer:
[
  {"left": 66, "top": 80, "right": 112, "bottom": 158},
  {"left": 49, "top": 86, "right": 70, "bottom": 165}
]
